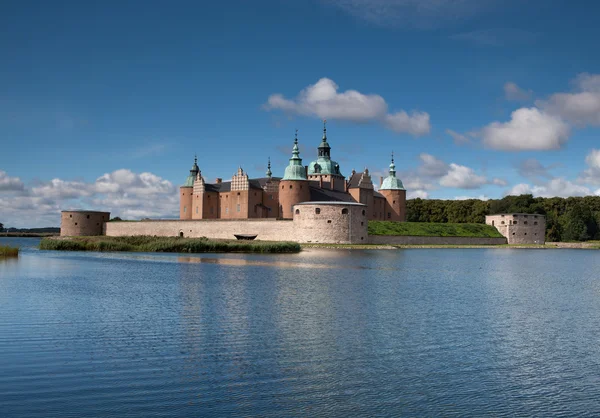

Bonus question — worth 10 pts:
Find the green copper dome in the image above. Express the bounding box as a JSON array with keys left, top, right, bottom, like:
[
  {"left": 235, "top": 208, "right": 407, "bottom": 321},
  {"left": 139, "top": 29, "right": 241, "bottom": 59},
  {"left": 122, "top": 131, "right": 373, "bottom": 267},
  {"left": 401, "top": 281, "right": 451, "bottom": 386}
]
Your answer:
[
  {"left": 380, "top": 154, "right": 405, "bottom": 190},
  {"left": 183, "top": 155, "right": 199, "bottom": 187},
  {"left": 282, "top": 133, "right": 307, "bottom": 181},
  {"left": 307, "top": 121, "right": 343, "bottom": 176}
]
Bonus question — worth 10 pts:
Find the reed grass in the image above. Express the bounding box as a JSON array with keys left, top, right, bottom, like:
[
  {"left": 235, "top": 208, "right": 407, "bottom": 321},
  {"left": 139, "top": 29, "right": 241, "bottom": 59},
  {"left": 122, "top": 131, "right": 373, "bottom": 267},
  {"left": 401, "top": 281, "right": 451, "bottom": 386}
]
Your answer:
[
  {"left": 0, "top": 245, "right": 19, "bottom": 257},
  {"left": 40, "top": 236, "right": 300, "bottom": 254}
]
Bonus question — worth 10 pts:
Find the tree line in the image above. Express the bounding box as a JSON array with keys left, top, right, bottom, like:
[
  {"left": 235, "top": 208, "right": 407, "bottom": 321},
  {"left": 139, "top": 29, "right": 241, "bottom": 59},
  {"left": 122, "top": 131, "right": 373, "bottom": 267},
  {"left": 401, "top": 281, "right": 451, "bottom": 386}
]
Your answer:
[{"left": 407, "top": 194, "right": 600, "bottom": 242}]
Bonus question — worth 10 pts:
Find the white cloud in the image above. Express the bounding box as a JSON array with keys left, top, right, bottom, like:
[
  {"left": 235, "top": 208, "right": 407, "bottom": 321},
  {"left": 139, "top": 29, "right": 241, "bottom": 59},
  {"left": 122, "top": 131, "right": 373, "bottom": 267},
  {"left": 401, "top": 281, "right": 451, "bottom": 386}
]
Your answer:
[
  {"left": 454, "top": 195, "right": 489, "bottom": 201},
  {"left": 264, "top": 78, "right": 431, "bottom": 136},
  {"left": 408, "top": 190, "right": 429, "bottom": 199},
  {"left": 492, "top": 178, "right": 507, "bottom": 186},
  {"left": 327, "top": 0, "right": 497, "bottom": 29},
  {"left": 507, "top": 178, "right": 591, "bottom": 198},
  {"left": 445, "top": 129, "right": 471, "bottom": 145},
  {"left": 0, "top": 170, "right": 24, "bottom": 191},
  {"left": 418, "top": 153, "right": 449, "bottom": 177},
  {"left": 481, "top": 107, "right": 570, "bottom": 151},
  {"left": 440, "top": 163, "right": 488, "bottom": 189},
  {"left": 517, "top": 158, "right": 555, "bottom": 180},
  {"left": 537, "top": 73, "right": 600, "bottom": 126},
  {"left": 577, "top": 149, "right": 600, "bottom": 185},
  {"left": 504, "top": 82, "right": 532, "bottom": 101},
  {"left": 0, "top": 169, "right": 178, "bottom": 228}
]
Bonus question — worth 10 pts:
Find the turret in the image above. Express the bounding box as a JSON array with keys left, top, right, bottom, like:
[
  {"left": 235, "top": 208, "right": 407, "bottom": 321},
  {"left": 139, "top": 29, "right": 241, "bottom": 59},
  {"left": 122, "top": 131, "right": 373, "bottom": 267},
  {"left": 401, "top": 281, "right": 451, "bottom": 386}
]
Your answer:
[
  {"left": 279, "top": 130, "right": 310, "bottom": 219},
  {"left": 179, "top": 155, "right": 198, "bottom": 220},
  {"left": 379, "top": 152, "right": 406, "bottom": 221}
]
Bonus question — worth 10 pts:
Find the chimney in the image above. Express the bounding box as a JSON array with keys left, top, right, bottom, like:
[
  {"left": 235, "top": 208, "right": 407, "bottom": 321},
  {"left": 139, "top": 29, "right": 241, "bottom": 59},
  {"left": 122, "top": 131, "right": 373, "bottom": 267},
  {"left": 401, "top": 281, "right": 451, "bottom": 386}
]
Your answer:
[
  {"left": 215, "top": 178, "right": 222, "bottom": 184},
  {"left": 380, "top": 176, "right": 383, "bottom": 187},
  {"left": 305, "top": 165, "right": 308, "bottom": 177}
]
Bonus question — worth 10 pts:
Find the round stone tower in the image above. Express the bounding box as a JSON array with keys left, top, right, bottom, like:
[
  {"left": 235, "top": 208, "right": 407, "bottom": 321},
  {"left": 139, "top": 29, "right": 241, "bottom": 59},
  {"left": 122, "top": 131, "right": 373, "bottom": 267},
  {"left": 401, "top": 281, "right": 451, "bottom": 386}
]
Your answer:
[
  {"left": 279, "top": 131, "right": 310, "bottom": 219},
  {"left": 379, "top": 153, "right": 407, "bottom": 222},
  {"left": 60, "top": 210, "right": 110, "bottom": 236},
  {"left": 180, "top": 156, "right": 199, "bottom": 220}
]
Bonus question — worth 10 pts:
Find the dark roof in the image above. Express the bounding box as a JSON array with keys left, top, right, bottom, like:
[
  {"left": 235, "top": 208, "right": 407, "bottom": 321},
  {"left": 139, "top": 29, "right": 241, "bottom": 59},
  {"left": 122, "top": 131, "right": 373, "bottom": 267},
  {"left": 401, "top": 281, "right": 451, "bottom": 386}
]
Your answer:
[
  {"left": 204, "top": 177, "right": 282, "bottom": 193},
  {"left": 374, "top": 190, "right": 384, "bottom": 198},
  {"left": 347, "top": 172, "right": 361, "bottom": 189},
  {"left": 308, "top": 185, "right": 356, "bottom": 202}
]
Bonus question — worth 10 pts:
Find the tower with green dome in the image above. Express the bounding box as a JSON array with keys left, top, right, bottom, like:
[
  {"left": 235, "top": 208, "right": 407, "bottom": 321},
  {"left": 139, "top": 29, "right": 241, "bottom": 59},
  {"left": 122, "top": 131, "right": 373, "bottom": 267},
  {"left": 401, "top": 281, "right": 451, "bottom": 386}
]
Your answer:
[
  {"left": 307, "top": 121, "right": 346, "bottom": 192},
  {"left": 379, "top": 152, "right": 407, "bottom": 221},
  {"left": 279, "top": 130, "right": 310, "bottom": 219},
  {"left": 179, "top": 155, "right": 199, "bottom": 220}
]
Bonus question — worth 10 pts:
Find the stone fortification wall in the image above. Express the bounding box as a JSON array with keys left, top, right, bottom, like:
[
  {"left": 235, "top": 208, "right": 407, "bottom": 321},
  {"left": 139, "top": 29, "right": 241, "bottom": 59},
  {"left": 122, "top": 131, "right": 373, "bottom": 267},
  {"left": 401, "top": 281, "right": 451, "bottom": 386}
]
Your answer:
[
  {"left": 105, "top": 219, "right": 293, "bottom": 241},
  {"left": 293, "top": 202, "right": 368, "bottom": 244},
  {"left": 486, "top": 214, "right": 546, "bottom": 244},
  {"left": 368, "top": 235, "right": 507, "bottom": 245},
  {"left": 104, "top": 202, "right": 368, "bottom": 244},
  {"left": 61, "top": 211, "right": 110, "bottom": 236}
]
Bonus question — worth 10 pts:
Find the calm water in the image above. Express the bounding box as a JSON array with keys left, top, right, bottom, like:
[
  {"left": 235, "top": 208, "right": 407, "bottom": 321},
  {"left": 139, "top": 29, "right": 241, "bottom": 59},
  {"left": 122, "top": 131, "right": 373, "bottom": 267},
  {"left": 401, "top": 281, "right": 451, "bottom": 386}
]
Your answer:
[{"left": 2, "top": 238, "right": 600, "bottom": 417}]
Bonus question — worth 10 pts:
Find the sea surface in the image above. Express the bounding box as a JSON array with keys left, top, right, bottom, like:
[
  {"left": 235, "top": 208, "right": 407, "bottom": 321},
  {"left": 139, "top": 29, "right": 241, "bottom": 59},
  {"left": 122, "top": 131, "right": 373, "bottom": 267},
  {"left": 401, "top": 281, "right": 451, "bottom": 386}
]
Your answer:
[{"left": 2, "top": 237, "right": 600, "bottom": 417}]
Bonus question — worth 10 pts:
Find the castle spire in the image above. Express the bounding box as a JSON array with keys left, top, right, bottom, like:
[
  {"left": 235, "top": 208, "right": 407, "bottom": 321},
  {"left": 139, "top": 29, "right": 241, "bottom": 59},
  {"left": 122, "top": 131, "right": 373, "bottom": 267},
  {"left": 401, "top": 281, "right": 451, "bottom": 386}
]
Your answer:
[
  {"left": 389, "top": 151, "right": 396, "bottom": 177},
  {"left": 283, "top": 130, "right": 307, "bottom": 180},
  {"left": 266, "top": 157, "right": 272, "bottom": 178},
  {"left": 323, "top": 119, "right": 327, "bottom": 140}
]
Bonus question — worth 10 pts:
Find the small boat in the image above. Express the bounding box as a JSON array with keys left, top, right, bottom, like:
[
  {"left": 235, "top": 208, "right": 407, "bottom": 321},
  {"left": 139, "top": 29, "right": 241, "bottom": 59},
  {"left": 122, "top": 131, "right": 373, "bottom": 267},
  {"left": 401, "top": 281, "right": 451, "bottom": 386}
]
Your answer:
[{"left": 234, "top": 234, "right": 257, "bottom": 241}]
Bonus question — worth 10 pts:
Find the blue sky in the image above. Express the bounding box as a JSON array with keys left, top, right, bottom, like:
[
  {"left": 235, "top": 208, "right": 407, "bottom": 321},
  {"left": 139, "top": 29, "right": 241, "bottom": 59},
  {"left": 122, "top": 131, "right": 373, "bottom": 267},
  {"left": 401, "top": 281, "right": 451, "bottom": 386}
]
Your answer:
[{"left": 2, "top": 0, "right": 600, "bottom": 227}]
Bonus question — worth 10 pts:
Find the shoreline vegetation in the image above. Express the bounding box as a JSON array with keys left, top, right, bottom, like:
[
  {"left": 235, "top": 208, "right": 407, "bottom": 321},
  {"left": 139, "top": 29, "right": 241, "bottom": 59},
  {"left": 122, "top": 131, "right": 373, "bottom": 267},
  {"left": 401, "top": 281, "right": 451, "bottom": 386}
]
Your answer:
[
  {"left": 0, "top": 245, "right": 19, "bottom": 257},
  {"left": 40, "top": 236, "right": 301, "bottom": 254},
  {"left": 368, "top": 221, "right": 503, "bottom": 238}
]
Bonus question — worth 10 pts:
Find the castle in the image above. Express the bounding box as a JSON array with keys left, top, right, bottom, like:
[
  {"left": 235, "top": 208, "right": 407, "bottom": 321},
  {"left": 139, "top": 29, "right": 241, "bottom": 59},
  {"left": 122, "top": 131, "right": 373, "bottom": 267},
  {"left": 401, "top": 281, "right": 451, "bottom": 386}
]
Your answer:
[{"left": 179, "top": 123, "right": 407, "bottom": 222}]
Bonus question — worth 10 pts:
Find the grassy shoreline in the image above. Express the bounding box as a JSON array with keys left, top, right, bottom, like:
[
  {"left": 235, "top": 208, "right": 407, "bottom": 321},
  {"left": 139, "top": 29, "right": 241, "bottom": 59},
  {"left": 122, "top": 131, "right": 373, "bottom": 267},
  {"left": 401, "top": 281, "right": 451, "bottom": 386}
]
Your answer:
[
  {"left": 368, "top": 221, "right": 503, "bottom": 238},
  {"left": 40, "top": 236, "right": 301, "bottom": 254},
  {"left": 0, "top": 245, "right": 19, "bottom": 257}
]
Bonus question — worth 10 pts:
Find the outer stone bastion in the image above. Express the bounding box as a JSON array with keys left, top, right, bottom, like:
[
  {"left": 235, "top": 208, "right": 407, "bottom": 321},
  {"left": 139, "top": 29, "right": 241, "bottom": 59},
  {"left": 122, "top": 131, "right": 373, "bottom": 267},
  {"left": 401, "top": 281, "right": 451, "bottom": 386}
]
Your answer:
[{"left": 61, "top": 211, "right": 111, "bottom": 236}]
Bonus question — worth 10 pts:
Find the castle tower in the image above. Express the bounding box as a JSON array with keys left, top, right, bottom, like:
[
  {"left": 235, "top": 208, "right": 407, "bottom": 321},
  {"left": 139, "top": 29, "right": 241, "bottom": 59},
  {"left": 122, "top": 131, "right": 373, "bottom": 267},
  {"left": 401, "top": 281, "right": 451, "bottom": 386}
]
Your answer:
[
  {"left": 279, "top": 131, "right": 310, "bottom": 219},
  {"left": 307, "top": 120, "right": 345, "bottom": 192},
  {"left": 262, "top": 157, "right": 280, "bottom": 218},
  {"left": 179, "top": 155, "right": 199, "bottom": 220},
  {"left": 379, "top": 152, "right": 407, "bottom": 221}
]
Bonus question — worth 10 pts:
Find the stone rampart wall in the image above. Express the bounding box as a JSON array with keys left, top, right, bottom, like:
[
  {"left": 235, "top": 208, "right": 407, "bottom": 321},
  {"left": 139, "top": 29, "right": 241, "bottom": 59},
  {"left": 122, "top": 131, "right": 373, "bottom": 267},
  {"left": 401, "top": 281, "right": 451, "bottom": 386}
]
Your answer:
[
  {"left": 368, "top": 235, "right": 507, "bottom": 245},
  {"left": 104, "top": 219, "right": 294, "bottom": 241},
  {"left": 293, "top": 203, "right": 368, "bottom": 244}
]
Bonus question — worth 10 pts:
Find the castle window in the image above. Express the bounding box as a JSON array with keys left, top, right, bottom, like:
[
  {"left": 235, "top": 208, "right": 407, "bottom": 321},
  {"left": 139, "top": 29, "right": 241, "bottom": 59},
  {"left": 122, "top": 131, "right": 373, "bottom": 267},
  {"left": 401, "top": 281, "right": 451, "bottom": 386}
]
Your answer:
[
  {"left": 361, "top": 222, "right": 364, "bottom": 226},
  {"left": 492, "top": 220, "right": 495, "bottom": 226},
  {"left": 87, "top": 215, "right": 90, "bottom": 219},
  {"left": 387, "top": 212, "right": 391, "bottom": 219},
  {"left": 342, "top": 208, "right": 349, "bottom": 215},
  {"left": 524, "top": 215, "right": 528, "bottom": 218},
  {"left": 179, "top": 232, "right": 184, "bottom": 238},
  {"left": 184, "top": 206, "right": 186, "bottom": 213},
  {"left": 524, "top": 233, "right": 527, "bottom": 235},
  {"left": 300, "top": 185, "right": 303, "bottom": 189},
  {"left": 534, "top": 221, "right": 538, "bottom": 225},
  {"left": 237, "top": 204, "right": 240, "bottom": 212},
  {"left": 70, "top": 214, "right": 72, "bottom": 218},
  {"left": 75, "top": 222, "right": 78, "bottom": 226},
  {"left": 208, "top": 195, "right": 210, "bottom": 199},
  {"left": 361, "top": 237, "right": 364, "bottom": 240},
  {"left": 97, "top": 223, "right": 99, "bottom": 226},
  {"left": 315, "top": 208, "right": 321, "bottom": 214},
  {"left": 282, "top": 185, "right": 284, "bottom": 190},
  {"left": 524, "top": 221, "right": 528, "bottom": 225},
  {"left": 270, "top": 195, "right": 273, "bottom": 200},
  {"left": 289, "top": 185, "right": 292, "bottom": 189},
  {"left": 393, "top": 200, "right": 395, "bottom": 204},
  {"left": 534, "top": 215, "right": 538, "bottom": 219},
  {"left": 237, "top": 192, "right": 240, "bottom": 196},
  {"left": 295, "top": 209, "right": 300, "bottom": 215},
  {"left": 362, "top": 210, "right": 366, "bottom": 216},
  {"left": 513, "top": 221, "right": 518, "bottom": 225},
  {"left": 327, "top": 220, "right": 332, "bottom": 223},
  {"left": 512, "top": 232, "right": 515, "bottom": 235},
  {"left": 501, "top": 221, "right": 505, "bottom": 225},
  {"left": 254, "top": 192, "right": 257, "bottom": 196}
]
